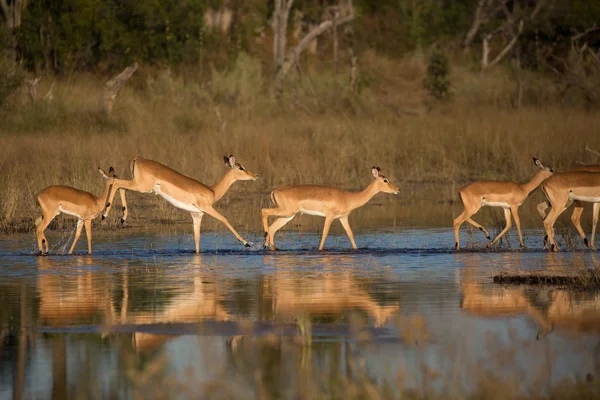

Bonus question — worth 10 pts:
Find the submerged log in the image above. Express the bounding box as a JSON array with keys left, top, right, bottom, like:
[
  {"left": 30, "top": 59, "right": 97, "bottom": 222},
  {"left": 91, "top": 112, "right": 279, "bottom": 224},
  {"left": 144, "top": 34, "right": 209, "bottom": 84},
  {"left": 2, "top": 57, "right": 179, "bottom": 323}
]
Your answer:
[{"left": 493, "top": 270, "right": 600, "bottom": 287}]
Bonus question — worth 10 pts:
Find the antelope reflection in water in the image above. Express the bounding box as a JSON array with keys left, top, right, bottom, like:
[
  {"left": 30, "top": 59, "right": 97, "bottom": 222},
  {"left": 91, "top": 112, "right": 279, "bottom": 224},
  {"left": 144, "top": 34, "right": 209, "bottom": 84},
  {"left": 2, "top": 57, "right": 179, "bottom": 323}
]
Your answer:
[
  {"left": 37, "top": 256, "right": 115, "bottom": 327},
  {"left": 130, "top": 254, "right": 399, "bottom": 352},
  {"left": 260, "top": 254, "right": 399, "bottom": 328},
  {"left": 459, "top": 253, "right": 600, "bottom": 335}
]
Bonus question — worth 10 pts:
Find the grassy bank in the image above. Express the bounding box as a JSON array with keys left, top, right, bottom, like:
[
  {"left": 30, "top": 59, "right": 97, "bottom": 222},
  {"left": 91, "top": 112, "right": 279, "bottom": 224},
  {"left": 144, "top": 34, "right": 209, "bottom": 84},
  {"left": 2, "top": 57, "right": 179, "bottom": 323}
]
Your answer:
[{"left": 1, "top": 53, "right": 599, "bottom": 234}]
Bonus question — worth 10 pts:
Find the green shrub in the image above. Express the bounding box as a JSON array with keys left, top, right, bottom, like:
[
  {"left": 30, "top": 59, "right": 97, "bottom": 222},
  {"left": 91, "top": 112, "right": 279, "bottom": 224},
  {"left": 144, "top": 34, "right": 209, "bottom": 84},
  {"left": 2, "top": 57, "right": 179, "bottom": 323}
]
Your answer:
[{"left": 423, "top": 49, "right": 450, "bottom": 100}]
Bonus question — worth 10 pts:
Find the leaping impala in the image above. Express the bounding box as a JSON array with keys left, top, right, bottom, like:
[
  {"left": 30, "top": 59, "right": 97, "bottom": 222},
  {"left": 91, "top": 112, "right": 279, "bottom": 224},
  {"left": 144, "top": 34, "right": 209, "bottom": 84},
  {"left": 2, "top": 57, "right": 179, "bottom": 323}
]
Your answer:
[
  {"left": 35, "top": 167, "right": 127, "bottom": 255},
  {"left": 541, "top": 171, "right": 600, "bottom": 252},
  {"left": 453, "top": 158, "right": 554, "bottom": 250},
  {"left": 101, "top": 155, "right": 258, "bottom": 253},
  {"left": 261, "top": 167, "right": 399, "bottom": 251},
  {"left": 536, "top": 164, "right": 600, "bottom": 249}
]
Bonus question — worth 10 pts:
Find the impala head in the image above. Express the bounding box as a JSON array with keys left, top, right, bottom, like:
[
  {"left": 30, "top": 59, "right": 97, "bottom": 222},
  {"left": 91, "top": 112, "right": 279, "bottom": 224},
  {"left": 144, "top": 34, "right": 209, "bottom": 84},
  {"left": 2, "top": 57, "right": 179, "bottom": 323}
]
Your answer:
[
  {"left": 532, "top": 157, "right": 554, "bottom": 177},
  {"left": 223, "top": 155, "right": 258, "bottom": 180},
  {"left": 98, "top": 166, "right": 118, "bottom": 180},
  {"left": 372, "top": 167, "right": 399, "bottom": 194}
]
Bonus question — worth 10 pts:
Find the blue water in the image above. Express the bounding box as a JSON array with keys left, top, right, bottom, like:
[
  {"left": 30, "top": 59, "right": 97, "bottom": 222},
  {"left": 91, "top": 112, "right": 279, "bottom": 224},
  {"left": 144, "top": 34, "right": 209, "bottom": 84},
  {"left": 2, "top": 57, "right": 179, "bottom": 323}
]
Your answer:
[{"left": 0, "top": 228, "right": 598, "bottom": 398}]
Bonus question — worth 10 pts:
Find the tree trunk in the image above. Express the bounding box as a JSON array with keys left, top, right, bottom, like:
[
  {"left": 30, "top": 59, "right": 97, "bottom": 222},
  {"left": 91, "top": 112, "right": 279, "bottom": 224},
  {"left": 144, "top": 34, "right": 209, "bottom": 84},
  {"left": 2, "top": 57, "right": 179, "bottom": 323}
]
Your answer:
[{"left": 272, "top": 0, "right": 294, "bottom": 72}]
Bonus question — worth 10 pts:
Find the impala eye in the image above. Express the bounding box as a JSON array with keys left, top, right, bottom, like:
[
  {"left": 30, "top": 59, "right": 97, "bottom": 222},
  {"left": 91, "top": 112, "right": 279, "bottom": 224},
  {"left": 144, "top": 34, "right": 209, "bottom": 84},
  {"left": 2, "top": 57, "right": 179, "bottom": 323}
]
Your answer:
[
  {"left": 383, "top": 179, "right": 389, "bottom": 183},
  {"left": 239, "top": 165, "right": 245, "bottom": 171}
]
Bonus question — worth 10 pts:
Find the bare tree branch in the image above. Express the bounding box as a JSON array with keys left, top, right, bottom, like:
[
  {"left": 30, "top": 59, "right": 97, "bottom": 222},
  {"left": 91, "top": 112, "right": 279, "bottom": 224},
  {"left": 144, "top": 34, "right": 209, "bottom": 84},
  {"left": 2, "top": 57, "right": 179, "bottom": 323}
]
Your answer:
[
  {"left": 275, "top": 2, "right": 354, "bottom": 86},
  {"left": 463, "top": 0, "right": 510, "bottom": 50},
  {"left": 530, "top": 0, "right": 548, "bottom": 20},
  {"left": 586, "top": 145, "right": 600, "bottom": 160},
  {"left": 43, "top": 80, "right": 56, "bottom": 103},
  {"left": 571, "top": 23, "right": 598, "bottom": 44},
  {"left": 484, "top": 19, "right": 524, "bottom": 69},
  {"left": 102, "top": 62, "right": 138, "bottom": 116}
]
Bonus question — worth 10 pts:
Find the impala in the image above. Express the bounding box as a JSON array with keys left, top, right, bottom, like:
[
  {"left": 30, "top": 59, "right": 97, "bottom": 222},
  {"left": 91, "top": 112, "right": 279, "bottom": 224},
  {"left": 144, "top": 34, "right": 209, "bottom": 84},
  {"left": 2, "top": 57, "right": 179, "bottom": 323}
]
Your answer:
[
  {"left": 536, "top": 164, "right": 600, "bottom": 249},
  {"left": 453, "top": 158, "right": 554, "bottom": 250},
  {"left": 541, "top": 170, "right": 600, "bottom": 251},
  {"left": 101, "top": 155, "right": 258, "bottom": 252},
  {"left": 35, "top": 167, "right": 127, "bottom": 255},
  {"left": 261, "top": 166, "right": 399, "bottom": 251}
]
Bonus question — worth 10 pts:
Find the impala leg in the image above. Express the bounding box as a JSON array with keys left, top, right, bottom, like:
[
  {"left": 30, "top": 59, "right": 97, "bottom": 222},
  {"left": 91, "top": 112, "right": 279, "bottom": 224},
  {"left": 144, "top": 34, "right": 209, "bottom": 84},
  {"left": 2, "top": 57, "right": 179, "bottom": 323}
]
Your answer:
[
  {"left": 510, "top": 206, "right": 525, "bottom": 248},
  {"left": 318, "top": 216, "right": 335, "bottom": 251},
  {"left": 267, "top": 216, "right": 295, "bottom": 251},
  {"left": 191, "top": 212, "right": 204, "bottom": 253},
  {"left": 84, "top": 219, "right": 93, "bottom": 254},
  {"left": 102, "top": 178, "right": 152, "bottom": 219},
  {"left": 118, "top": 189, "right": 128, "bottom": 224},
  {"left": 590, "top": 203, "right": 599, "bottom": 250},
  {"left": 262, "top": 208, "right": 296, "bottom": 248},
  {"left": 68, "top": 219, "right": 84, "bottom": 254},
  {"left": 453, "top": 205, "right": 479, "bottom": 251},
  {"left": 202, "top": 206, "right": 250, "bottom": 247},
  {"left": 35, "top": 211, "right": 54, "bottom": 254},
  {"left": 488, "top": 208, "right": 512, "bottom": 248},
  {"left": 543, "top": 202, "right": 568, "bottom": 252},
  {"left": 339, "top": 216, "right": 357, "bottom": 250},
  {"left": 569, "top": 202, "right": 587, "bottom": 246},
  {"left": 466, "top": 218, "right": 491, "bottom": 240}
]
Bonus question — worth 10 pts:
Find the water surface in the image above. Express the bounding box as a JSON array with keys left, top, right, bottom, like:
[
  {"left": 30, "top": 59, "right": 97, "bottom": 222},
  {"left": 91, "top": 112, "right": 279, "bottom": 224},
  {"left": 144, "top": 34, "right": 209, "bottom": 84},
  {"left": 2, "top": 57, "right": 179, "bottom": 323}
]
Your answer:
[{"left": 1, "top": 228, "right": 599, "bottom": 398}]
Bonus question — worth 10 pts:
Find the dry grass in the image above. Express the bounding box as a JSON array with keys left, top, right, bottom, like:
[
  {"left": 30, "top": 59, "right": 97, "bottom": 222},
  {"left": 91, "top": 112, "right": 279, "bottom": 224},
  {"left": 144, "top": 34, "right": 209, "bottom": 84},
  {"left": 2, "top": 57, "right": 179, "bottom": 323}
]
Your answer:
[{"left": 1, "top": 53, "right": 599, "bottom": 233}]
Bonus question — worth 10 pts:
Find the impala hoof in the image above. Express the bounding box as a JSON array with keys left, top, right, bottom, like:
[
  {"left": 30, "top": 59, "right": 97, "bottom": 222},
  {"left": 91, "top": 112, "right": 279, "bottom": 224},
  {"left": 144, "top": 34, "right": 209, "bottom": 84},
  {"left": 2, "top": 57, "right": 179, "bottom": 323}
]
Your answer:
[
  {"left": 486, "top": 235, "right": 491, "bottom": 240},
  {"left": 584, "top": 238, "right": 589, "bottom": 247},
  {"left": 551, "top": 244, "right": 556, "bottom": 252},
  {"left": 244, "top": 242, "right": 251, "bottom": 247},
  {"left": 101, "top": 215, "right": 106, "bottom": 221},
  {"left": 121, "top": 218, "right": 125, "bottom": 224}
]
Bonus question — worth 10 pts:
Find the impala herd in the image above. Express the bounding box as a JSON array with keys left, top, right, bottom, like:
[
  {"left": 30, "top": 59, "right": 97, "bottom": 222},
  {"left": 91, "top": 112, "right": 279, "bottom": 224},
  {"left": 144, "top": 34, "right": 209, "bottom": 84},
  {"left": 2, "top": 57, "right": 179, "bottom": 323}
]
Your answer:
[{"left": 34, "top": 155, "right": 600, "bottom": 255}]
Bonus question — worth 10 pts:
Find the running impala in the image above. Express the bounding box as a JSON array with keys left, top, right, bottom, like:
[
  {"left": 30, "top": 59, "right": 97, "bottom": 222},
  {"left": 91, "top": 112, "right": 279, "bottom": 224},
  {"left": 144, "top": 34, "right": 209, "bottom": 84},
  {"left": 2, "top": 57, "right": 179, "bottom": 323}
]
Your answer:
[
  {"left": 101, "top": 155, "right": 258, "bottom": 252},
  {"left": 261, "top": 166, "right": 399, "bottom": 251},
  {"left": 453, "top": 158, "right": 554, "bottom": 250},
  {"left": 541, "top": 170, "right": 600, "bottom": 251},
  {"left": 35, "top": 167, "right": 127, "bottom": 255},
  {"left": 536, "top": 164, "right": 600, "bottom": 249}
]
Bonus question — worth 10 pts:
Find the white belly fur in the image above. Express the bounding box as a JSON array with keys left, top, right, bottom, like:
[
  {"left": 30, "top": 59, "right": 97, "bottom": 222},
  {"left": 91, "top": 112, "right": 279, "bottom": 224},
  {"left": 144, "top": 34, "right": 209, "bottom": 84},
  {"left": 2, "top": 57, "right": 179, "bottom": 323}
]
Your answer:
[
  {"left": 153, "top": 184, "right": 203, "bottom": 213},
  {"left": 569, "top": 192, "right": 600, "bottom": 203},
  {"left": 481, "top": 199, "right": 510, "bottom": 209},
  {"left": 299, "top": 207, "right": 327, "bottom": 217},
  {"left": 58, "top": 205, "right": 82, "bottom": 219}
]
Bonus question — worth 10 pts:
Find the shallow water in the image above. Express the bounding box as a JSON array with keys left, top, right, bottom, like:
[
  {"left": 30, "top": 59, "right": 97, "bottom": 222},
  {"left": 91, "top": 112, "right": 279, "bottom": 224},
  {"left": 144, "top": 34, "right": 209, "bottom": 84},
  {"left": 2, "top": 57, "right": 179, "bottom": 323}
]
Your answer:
[{"left": 1, "top": 228, "right": 599, "bottom": 398}]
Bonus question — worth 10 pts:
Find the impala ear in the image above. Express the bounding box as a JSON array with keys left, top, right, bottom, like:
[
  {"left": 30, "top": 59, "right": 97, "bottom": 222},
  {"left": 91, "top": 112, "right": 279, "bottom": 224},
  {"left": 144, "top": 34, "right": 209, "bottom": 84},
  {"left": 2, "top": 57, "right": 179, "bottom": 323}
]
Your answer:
[
  {"left": 224, "top": 155, "right": 236, "bottom": 168},
  {"left": 533, "top": 157, "right": 543, "bottom": 168},
  {"left": 372, "top": 167, "right": 380, "bottom": 178},
  {"left": 98, "top": 167, "right": 109, "bottom": 180},
  {"left": 108, "top": 166, "right": 115, "bottom": 176}
]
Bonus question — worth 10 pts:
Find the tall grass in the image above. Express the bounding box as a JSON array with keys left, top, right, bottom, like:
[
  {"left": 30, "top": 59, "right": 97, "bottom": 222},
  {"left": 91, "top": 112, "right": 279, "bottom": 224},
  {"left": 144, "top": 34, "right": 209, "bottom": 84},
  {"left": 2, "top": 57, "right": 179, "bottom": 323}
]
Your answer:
[{"left": 1, "top": 52, "right": 599, "bottom": 233}]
